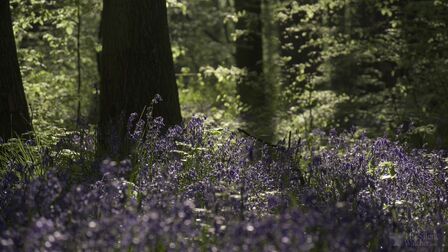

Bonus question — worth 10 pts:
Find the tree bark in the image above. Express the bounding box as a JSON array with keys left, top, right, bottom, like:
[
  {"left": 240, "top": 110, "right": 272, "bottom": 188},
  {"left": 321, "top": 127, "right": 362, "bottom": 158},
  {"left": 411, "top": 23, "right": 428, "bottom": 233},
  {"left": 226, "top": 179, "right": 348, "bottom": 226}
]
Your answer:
[
  {"left": 99, "top": 0, "right": 182, "bottom": 158},
  {"left": 235, "top": 0, "right": 270, "bottom": 140},
  {"left": 235, "top": 0, "right": 263, "bottom": 77},
  {"left": 0, "top": 0, "right": 32, "bottom": 142}
]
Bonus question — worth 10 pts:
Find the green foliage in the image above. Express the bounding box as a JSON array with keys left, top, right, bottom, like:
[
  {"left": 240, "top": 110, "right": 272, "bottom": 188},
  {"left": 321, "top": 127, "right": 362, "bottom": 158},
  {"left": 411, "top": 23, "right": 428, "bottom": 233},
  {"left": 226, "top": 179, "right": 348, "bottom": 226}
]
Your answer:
[
  {"left": 168, "top": 0, "right": 235, "bottom": 70},
  {"left": 11, "top": 0, "right": 101, "bottom": 135},
  {"left": 168, "top": 0, "right": 245, "bottom": 129},
  {"left": 178, "top": 65, "right": 244, "bottom": 128},
  {"left": 276, "top": 0, "right": 448, "bottom": 147},
  {"left": 0, "top": 127, "right": 96, "bottom": 183}
]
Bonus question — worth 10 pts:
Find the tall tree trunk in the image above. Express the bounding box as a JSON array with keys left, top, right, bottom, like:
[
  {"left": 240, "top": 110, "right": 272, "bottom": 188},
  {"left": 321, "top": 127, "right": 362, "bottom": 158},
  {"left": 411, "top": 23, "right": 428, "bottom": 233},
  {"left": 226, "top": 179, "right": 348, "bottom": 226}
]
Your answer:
[
  {"left": 235, "top": 0, "right": 263, "bottom": 75},
  {"left": 0, "top": 0, "right": 32, "bottom": 142},
  {"left": 99, "top": 0, "right": 182, "bottom": 158},
  {"left": 235, "top": 0, "right": 270, "bottom": 140}
]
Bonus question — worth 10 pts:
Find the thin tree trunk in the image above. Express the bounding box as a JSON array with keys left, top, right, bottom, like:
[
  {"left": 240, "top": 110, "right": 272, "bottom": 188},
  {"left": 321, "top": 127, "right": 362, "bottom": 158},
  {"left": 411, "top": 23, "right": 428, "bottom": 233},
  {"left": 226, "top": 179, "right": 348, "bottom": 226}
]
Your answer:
[
  {"left": 76, "top": 0, "right": 82, "bottom": 128},
  {"left": 99, "top": 0, "right": 182, "bottom": 158},
  {"left": 0, "top": 0, "right": 33, "bottom": 141}
]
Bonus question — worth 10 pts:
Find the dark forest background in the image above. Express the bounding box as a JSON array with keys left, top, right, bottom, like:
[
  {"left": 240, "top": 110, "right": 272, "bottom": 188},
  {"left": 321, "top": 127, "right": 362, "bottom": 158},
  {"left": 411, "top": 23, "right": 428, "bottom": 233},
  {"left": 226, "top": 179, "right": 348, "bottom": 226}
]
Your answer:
[{"left": 2, "top": 0, "right": 448, "bottom": 149}]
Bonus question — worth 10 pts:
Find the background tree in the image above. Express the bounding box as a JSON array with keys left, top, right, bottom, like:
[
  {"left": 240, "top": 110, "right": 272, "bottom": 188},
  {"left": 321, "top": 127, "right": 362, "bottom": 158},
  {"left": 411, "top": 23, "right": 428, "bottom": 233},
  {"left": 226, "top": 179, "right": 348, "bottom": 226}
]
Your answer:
[
  {"left": 235, "top": 0, "right": 273, "bottom": 141},
  {"left": 99, "top": 0, "right": 182, "bottom": 158},
  {"left": 0, "top": 0, "right": 32, "bottom": 141}
]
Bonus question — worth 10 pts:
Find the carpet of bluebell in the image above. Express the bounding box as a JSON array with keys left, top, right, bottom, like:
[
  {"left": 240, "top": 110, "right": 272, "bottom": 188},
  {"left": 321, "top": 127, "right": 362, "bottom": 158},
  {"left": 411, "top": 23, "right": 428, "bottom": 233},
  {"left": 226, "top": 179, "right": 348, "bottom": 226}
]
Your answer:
[{"left": 1, "top": 115, "right": 447, "bottom": 251}]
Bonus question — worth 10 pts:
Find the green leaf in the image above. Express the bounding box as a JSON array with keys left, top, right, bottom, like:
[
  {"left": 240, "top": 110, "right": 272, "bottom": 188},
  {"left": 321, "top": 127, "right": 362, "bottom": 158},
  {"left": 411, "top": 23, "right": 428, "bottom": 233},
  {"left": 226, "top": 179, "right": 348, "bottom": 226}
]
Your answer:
[{"left": 65, "top": 26, "right": 73, "bottom": 35}]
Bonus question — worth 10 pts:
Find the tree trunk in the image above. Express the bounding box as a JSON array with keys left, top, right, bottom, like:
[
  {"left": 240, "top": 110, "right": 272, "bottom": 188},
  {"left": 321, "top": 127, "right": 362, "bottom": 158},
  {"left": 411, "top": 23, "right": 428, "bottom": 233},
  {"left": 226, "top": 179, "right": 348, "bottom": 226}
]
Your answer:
[
  {"left": 235, "top": 0, "right": 270, "bottom": 140},
  {"left": 235, "top": 0, "right": 263, "bottom": 76},
  {"left": 0, "top": 0, "right": 32, "bottom": 142},
  {"left": 99, "top": 0, "right": 182, "bottom": 158}
]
